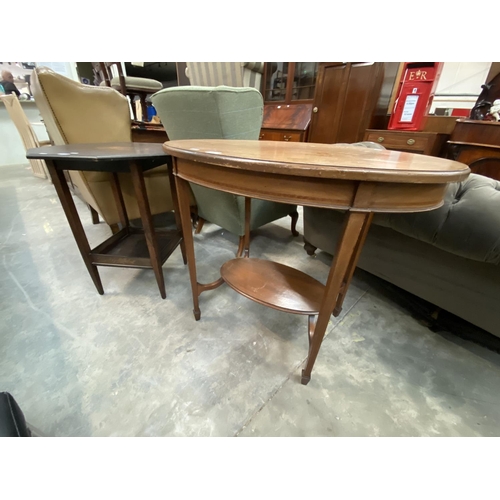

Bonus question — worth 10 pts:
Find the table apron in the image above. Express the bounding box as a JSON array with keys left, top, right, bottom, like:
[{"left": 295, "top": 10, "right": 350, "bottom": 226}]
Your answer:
[{"left": 174, "top": 158, "right": 447, "bottom": 213}]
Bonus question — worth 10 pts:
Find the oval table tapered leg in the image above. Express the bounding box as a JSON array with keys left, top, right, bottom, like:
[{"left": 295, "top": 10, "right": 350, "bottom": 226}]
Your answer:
[
  {"left": 129, "top": 163, "right": 166, "bottom": 299},
  {"left": 332, "top": 212, "right": 373, "bottom": 316},
  {"left": 301, "top": 211, "right": 372, "bottom": 385},
  {"left": 167, "top": 160, "right": 187, "bottom": 265},
  {"left": 175, "top": 174, "right": 202, "bottom": 320}
]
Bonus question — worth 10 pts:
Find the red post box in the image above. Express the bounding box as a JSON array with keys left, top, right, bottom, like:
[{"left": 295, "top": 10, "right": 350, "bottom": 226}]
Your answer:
[{"left": 388, "top": 62, "right": 443, "bottom": 131}]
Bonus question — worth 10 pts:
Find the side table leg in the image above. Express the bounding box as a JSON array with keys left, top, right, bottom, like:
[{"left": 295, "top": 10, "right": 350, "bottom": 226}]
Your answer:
[
  {"left": 332, "top": 212, "right": 373, "bottom": 316},
  {"left": 167, "top": 161, "right": 187, "bottom": 265},
  {"left": 301, "top": 211, "right": 372, "bottom": 385},
  {"left": 175, "top": 175, "right": 201, "bottom": 320},
  {"left": 130, "top": 163, "right": 166, "bottom": 299},
  {"left": 47, "top": 162, "right": 104, "bottom": 295}
]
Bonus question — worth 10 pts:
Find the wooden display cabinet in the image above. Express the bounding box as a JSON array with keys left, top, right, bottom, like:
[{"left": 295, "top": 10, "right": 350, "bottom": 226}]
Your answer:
[
  {"left": 260, "top": 62, "right": 400, "bottom": 145},
  {"left": 260, "top": 63, "right": 318, "bottom": 142}
]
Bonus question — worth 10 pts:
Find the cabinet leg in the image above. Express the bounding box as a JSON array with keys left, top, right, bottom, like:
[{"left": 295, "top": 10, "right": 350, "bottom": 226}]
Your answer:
[{"left": 301, "top": 211, "right": 372, "bottom": 385}]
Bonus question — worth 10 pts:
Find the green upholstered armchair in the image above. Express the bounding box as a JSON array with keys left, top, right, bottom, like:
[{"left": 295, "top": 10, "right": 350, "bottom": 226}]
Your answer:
[{"left": 151, "top": 85, "right": 299, "bottom": 256}]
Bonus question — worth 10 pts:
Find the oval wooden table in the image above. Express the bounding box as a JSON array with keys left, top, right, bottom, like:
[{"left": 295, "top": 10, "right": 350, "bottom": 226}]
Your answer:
[{"left": 163, "top": 139, "right": 470, "bottom": 385}]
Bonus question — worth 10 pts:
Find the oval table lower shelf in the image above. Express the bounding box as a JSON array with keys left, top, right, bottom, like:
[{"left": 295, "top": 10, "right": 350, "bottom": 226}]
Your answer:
[{"left": 220, "top": 258, "right": 325, "bottom": 315}]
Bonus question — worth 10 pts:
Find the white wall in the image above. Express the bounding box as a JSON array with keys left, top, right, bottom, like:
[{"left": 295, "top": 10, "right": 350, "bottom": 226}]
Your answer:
[
  {"left": 430, "top": 62, "right": 491, "bottom": 113},
  {"left": 0, "top": 101, "right": 49, "bottom": 167}
]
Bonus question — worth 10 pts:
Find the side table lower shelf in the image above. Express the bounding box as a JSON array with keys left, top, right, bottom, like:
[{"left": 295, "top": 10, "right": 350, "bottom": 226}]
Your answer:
[
  {"left": 91, "top": 227, "right": 182, "bottom": 269},
  {"left": 220, "top": 258, "right": 325, "bottom": 315}
]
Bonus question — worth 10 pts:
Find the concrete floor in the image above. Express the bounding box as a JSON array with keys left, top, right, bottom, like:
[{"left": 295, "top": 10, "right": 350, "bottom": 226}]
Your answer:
[{"left": 1, "top": 163, "right": 500, "bottom": 437}]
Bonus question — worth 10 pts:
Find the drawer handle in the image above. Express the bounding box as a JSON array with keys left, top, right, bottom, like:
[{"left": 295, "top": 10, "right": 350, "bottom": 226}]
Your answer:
[
  {"left": 284, "top": 135, "right": 292, "bottom": 141},
  {"left": 377, "top": 137, "right": 384, "bottom": 143},
  {"left": 259, "top": 134, "right": 264, "bottom": 140},
  {"left": 313, "top": 107, "right": 318, "bottom": 113},
  {"left": 407, "top": 139, "right": 416, "bottom": 145}
]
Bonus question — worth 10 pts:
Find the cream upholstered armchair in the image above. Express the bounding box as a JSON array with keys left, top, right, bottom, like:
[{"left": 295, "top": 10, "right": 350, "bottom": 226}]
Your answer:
[
  {"left": 31, "top": 66, "right": 175, "bottom": 229},
  {"left": 185, "top": 62, "right": 264, "bottom": 90},
  {"left": 0, "top": 94, "right": 51, "bottom": 179}
]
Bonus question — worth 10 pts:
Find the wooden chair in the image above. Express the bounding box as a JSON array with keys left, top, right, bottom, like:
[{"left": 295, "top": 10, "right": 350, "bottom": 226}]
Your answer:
[
  {"left": 93, "top": 63, "right": 162, "bottom": 122},
  {"left": 0, "top": 94, "right": 51, "bottom": 179}
]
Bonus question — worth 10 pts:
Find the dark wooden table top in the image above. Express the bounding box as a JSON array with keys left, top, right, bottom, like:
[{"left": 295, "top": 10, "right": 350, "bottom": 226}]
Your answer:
[
  {"left": 26, "top": 142, "right": 169, "bottom": 162},
  {"left": 164, "top": 139, "right": 470, "bottom": 183}
]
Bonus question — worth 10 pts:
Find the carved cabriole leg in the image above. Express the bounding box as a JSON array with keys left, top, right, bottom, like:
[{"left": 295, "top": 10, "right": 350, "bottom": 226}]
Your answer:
[
  {"left": 236, "top": 237, "right": 245, "bottom": 258},
  {"left": 290, "top": 210, "right": 299, "bottom": 236},
  {"left": 301, "top": 211, "right": 372, "bottom": 385},
  {"left": 236, "top": 197, "right": 252, "bottom": 258}
]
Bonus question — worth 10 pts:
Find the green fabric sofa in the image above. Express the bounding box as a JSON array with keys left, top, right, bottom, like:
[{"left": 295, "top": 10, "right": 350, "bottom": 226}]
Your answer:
[
  {"left": 304, "top": 170, "right": 500, "bottom": 337},
  {"left": 304, "top": 171, "right": 500, "bottom": 338}
]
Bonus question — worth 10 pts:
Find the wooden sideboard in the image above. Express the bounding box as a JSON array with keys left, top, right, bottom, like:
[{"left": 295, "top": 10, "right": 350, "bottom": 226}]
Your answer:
[
  {"left": 364, "top": 129, "right": 449, "bottom": 156},
  {"left": 447, "top": 119, "right": 500, "bottom": 181}
]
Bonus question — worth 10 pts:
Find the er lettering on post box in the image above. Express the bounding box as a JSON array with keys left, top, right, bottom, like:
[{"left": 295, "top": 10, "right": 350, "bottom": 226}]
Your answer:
[{"left": 388, "top": 62, "right": 443, "bottom": 131}]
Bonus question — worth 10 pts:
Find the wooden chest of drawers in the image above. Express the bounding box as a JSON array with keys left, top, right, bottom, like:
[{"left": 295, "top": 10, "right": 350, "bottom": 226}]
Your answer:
[{"left": 364, "top": 129, "right": 449, "bottom": 156}]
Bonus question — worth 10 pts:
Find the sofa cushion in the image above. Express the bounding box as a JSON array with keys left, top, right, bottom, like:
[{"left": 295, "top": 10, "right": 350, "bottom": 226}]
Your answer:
[{"left": 375, "top": 174, "right": 500, "bottom": 265}]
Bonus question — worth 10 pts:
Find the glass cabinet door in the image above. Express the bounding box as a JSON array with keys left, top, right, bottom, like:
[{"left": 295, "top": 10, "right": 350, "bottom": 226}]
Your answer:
[
  {"left": 264, "top": 62, "right": 289, "bottom": 102},
  {"left": 292, "top": 62, "right": 318, "bottom": 101},
  {"left": 264, "top": 62, "right": 318, "bottom": 103}
]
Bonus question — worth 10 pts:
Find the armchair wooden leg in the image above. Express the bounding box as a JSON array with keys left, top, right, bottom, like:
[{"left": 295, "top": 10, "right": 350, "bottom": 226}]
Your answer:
[
  {"left": 195, "top": 217, "right": 205, "bottom": 234},
  {"left": 236, "top": 236, "right": 245, "bottom": 258},
  {"left": 110, "top": 223, "right": 120, "bottom": 235},
  {"left": 190, "top": 205, "right": 199, "bottom": 228},
  {"left": 290, "top": 210, "right": 299, "bottom": 236},
  {"left": 89, "top": 205, "right": 99, "bottom": 225},
  {"left": 303, "top": 237, "right": 317, "bottom": 256}
]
